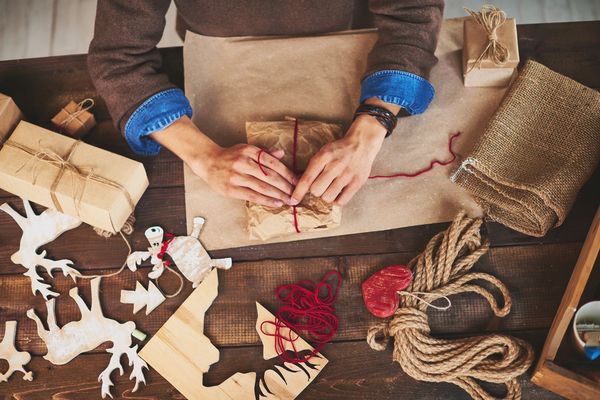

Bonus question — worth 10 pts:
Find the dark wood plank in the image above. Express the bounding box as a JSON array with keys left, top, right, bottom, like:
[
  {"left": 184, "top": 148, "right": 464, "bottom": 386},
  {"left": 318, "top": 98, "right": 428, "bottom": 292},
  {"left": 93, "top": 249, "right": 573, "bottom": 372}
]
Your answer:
[
  {"left": 0, "top": 242, "right": 579, "bottom": 355},
  {"left": 0, "top": 332, "right": 561, "bottom": 400}
]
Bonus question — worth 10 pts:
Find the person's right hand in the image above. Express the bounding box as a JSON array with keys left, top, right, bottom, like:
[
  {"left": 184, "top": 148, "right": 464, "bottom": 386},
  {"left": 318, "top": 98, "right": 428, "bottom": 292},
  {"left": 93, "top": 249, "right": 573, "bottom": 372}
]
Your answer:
[
  {"left": 192, "top": 144, "right": 297, "bottom": 208},
  {"left": 151, "top": 116, "right": 297, "bottom": 207}
]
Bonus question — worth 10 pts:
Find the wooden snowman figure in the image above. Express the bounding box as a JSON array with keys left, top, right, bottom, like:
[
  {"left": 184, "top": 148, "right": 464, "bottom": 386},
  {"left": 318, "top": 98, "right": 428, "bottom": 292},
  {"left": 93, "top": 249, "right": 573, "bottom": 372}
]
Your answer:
[{"left": 128, "top": 217, "right": 232, "bottom": 288}]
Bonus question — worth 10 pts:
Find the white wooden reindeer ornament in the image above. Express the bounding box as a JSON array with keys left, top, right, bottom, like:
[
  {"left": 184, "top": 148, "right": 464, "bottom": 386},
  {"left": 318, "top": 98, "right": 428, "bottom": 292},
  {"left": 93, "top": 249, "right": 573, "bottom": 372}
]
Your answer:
[
  {"left": 27, "top": 277, "right": 148, "bottom": 398},
  {"left": 127, "top": 217, "right": 232, "bottom": 288},
  {"left": 0, "top": 198, "right": 82, "bottom": 299},
  {"left": 0, "top": 321, "right": 33, "bottom": 383}
]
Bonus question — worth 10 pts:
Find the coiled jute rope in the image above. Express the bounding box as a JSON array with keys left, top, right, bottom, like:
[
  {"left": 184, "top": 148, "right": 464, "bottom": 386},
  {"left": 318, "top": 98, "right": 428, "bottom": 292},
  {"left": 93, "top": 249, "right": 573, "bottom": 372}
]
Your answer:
[{"left": 367, "top": 212, "right": 534, "bottom": 400}]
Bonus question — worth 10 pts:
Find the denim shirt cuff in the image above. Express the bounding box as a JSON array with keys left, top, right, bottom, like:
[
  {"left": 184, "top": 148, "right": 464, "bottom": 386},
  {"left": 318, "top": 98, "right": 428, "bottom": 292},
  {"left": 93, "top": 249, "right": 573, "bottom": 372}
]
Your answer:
[
  {"left": 124, "top": 88, "right": 193, "bottom": 156},
  {"left": 360, "top": 70, "right": 435, "bottom": 115}
]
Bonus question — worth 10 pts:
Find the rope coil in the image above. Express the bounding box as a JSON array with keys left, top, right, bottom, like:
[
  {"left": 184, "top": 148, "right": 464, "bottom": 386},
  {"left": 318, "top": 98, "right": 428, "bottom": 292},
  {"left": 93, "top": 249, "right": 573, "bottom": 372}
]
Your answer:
[{"left": 367, "top": 212, "right": 534, "bottom": 400}]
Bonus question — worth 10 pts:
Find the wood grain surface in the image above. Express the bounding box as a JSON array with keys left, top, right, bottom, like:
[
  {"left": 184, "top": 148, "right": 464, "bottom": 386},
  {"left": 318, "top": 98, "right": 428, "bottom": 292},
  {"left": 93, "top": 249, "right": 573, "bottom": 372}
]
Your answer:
[{"left": 0, "top": 21, "right": 599, "bottom": 399}]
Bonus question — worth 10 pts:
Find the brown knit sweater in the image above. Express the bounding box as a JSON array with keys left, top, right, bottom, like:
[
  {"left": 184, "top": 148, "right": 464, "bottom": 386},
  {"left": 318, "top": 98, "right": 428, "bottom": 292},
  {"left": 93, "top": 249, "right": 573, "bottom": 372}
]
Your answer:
[{"left": 88, "top": 0, "right": 444, "bottom": 132}]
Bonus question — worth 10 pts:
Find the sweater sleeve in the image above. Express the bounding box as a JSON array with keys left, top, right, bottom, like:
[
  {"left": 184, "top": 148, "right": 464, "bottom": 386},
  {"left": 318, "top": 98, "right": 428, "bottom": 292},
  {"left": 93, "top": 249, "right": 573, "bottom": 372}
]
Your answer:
[
  {"left": 87, "top": 0, "right": 177, "bottom": 133},
  {"left": 361, "top": 0, "right": 444, "bottom": 114}
]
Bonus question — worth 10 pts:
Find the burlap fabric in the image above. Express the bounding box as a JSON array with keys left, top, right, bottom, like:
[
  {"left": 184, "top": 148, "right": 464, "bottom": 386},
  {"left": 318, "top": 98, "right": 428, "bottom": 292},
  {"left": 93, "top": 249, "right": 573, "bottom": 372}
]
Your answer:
[{"left": 452, "top": 60, "right": 600, "bottom": 236}]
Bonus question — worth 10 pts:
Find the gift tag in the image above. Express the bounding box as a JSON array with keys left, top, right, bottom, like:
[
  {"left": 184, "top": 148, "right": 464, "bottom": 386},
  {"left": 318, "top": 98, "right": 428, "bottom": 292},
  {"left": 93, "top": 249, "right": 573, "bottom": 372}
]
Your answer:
[{"left": 362, "top": 265, "right": 412, "bottom": 318}]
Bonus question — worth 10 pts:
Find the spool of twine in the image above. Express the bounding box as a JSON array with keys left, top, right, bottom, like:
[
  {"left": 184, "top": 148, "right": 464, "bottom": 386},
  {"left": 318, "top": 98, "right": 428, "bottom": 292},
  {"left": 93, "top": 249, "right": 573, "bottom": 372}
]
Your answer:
[
  {"left": 366, "top": 211, "right": 534, "bottom": 400},
  {"left": 465, "top": 5, "right": 510, "bottom": 72}
]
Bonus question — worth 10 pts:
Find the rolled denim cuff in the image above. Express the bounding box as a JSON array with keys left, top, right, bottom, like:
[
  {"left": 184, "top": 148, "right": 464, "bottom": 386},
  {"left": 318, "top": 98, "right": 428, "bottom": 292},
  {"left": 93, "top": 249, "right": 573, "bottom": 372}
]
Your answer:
[
  {"left": 124, "top": 88, "right": 193, "bottom": 156},
  {"left": 360, "top": 70, "right": 435, "bottom": 115}
]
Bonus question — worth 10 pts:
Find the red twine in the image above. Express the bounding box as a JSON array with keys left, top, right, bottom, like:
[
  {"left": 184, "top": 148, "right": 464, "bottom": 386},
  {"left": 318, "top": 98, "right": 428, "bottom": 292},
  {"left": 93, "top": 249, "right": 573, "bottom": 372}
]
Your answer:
[
  {"left": 260, "top": 270, "right": 342, "bottom": 363},
  {"left": 257, "top": 149, "right": 268, "bottom": 176},
  {"left": 368, "top": 131, "right": 461, "bottom": 179},
  {"left": 157, "top": 233, "right": 175, "bottom": 267},
  {"left": 291, "top": 118, "right": 300, "bottom": 233}
]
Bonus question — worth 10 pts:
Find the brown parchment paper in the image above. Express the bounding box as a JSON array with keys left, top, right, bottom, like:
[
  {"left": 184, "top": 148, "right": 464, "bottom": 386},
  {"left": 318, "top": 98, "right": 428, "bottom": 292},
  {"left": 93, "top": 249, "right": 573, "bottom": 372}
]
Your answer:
[
  {"left": 246, "top": 119, "right": 343, "bottom": 240},
  {"left": 183, "top": 19, "right": 503, "bottom": 250}
]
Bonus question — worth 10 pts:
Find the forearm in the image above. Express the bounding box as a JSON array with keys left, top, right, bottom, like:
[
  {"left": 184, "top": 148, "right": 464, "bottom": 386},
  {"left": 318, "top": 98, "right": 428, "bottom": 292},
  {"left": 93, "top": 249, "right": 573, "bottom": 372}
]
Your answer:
[{"left": 150, "top": 116, "right": 220, "bottom": 181}]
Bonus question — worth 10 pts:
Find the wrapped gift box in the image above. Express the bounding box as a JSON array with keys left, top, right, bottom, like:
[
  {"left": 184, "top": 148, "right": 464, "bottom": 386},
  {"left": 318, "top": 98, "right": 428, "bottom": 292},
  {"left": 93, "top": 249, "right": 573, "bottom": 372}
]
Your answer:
[
  {"left": 0, "top": 121, "right": 148, "bottom": 233},
  {"left": 51, "top": 99, "right": 96, "bottom": 138},
  {"left": 463, "top": 13, "right": 519, "bottom": 87},
  {"left": 246, "top": 119, "right": 342, "bottom": 240},
  {"left": 0, "top": 92, "right": 23, "bottom": 145}
]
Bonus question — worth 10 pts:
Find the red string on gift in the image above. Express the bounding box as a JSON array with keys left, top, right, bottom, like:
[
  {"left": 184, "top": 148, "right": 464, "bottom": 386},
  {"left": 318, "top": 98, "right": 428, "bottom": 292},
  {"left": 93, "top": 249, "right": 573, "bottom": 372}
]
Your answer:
[
  {"left": 260, "top": 270, "right": 342, "bottom": 363},
  {"left": 257, "top": 149, "right": 268, "bottom": 176},
  {"left": 157, "top": 233, "right": 175, "bottom": 267}
]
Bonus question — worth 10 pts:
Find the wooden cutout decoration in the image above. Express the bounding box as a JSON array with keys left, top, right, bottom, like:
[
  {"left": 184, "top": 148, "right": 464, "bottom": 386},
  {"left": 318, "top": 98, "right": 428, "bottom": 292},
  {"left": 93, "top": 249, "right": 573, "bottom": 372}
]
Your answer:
[
  {"left": 127, "top": 217, "right": 232, "bottom": 288},
  {"left": 1, "top": 198, "right": 82, "bottom": 299},
  {"left": 27, "top": 277, "right": 148, "bottom": 398},
  {"left": 0, "top": 321, "right": 33, "bottom": 383},
  {"left": 120, "top": 281, "right": 165, "bottom": 315},
  {"left": 361, "top": 265, "right": 413, "bottom": 318},
  {"left": 255, "top": 302, "right": 328, "bottom": 400},
  {"left": 140, "top": 269, "right": 327, "bottom": 400}
]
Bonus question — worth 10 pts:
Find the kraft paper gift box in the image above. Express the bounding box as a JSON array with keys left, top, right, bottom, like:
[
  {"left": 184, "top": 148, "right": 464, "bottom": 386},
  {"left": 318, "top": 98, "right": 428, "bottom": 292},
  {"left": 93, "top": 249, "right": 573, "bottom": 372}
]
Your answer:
[
  {"left": 463, "top": 12, "right": 519, "bottom": 87},
  {"left": 0, "top": 121, "right": 148, "bottom": 233},
  {"left": 51, "top": 99, "right": 96, "bottom": 138},
  {"left": 0, "top": 92, "right": 23, "bottom": 146},
  {"left": 246, "top": 119, "right": 342, "bottom": 240}
]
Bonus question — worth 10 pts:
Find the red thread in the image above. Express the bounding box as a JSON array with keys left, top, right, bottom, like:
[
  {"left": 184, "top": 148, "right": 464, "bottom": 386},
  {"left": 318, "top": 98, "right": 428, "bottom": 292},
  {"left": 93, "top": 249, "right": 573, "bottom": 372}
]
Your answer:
[
  {"left": 291, "top": 118, "right": 300, "bottom": 233},
  {"left": 157, "top": 233, "right": 174, "bottom": 267},
  {"left": 257, "top": 149, "right": 268, "bottom": 176},
  {"left": 260, "top": 270, "right": 342, "bottom": 363},
  {"left": 368, "top": 131, "right": 461, "bottom": 179}
]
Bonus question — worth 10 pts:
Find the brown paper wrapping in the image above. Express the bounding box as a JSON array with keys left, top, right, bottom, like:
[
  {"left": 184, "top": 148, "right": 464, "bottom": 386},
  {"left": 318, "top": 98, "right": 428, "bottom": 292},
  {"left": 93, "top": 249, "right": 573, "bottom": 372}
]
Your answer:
[
  {"left": 182, "top": 19, "right": 499, "bottom": 251},
  {"left": 463, "top": 17, "right": 519, "bottom": 87},
  {"left": 246, "top": 119, "right": 343, "bottom": 240},
  {"left": 0, "top": 121, "right": 148, "bottom": 233},
  {"left": 0, "top": 92, "right": 23, "bottom": 146},
  {"left": 51, "top": 100, "right": 96, "bottom": 138}
]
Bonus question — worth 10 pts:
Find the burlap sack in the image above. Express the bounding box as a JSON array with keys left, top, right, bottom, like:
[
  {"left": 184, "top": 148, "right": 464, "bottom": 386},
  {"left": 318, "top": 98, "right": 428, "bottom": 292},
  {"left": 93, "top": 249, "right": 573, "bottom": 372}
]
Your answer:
[
  {"left": 246, "top": 119, "right": 342, "bottom": 240},
  {"left": 452, "top": 60, "right": 600, "bottom": 237}
]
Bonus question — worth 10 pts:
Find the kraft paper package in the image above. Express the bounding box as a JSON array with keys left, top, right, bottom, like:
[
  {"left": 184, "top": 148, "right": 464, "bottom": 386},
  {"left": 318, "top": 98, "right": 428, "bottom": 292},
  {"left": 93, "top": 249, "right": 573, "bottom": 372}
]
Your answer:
[
  {"left": 0, "top": 92, "right": 22, "bottom": 146},
  {"left": 0, "top": 121, "right": 148, "bottom": 233},
  {"left": 246, "top": 119, "right": 343, "bottom": 240},
  {"left": 182, "top": 19, "right": 510, "bottom": 251}
]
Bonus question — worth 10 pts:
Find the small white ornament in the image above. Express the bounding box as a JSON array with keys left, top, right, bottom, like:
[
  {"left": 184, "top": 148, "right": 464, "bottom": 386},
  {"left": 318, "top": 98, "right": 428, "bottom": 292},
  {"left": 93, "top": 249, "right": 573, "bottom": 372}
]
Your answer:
[
  {"left": 0, "top": 321, "right": 33, "bottom": 383},
  {"left": 120, "top": 281, "right": 165, "bottom": 315},
  {"left": 1, "top": 198, "right": 82, "bottom": 299},
  {"left": 27, "top": 277, "right": 148, "bottom": 398},
  {"left": 127, "top": 216, "right": 232, "bottom": 289}
]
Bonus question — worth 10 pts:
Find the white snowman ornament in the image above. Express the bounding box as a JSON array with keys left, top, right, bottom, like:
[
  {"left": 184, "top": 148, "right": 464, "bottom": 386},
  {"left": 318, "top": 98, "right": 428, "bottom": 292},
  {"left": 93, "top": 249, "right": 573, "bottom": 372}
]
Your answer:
[{"left": 127, "top": 217, "right": 232, "bottom": 289}]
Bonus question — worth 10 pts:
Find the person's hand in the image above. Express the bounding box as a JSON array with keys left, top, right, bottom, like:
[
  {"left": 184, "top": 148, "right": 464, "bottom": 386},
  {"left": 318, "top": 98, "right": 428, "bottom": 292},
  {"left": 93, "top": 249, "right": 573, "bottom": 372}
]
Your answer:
[
  {"left": 151, "top": 116, "right": 297, "bottom": 207},
  {"left": 290, "top": 114, "right": 387, "bottom": 206}
]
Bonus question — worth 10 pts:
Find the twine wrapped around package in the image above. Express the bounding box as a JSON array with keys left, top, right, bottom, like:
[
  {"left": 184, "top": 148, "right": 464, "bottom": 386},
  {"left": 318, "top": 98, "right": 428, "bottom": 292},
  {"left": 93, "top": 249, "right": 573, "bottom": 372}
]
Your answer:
[
  {"left": 452, "top": 60, "right": 600, "bottom": 237},
  {"left": 464, "top": 5, "right": 510, "bottom": 71},
  {"left": 367, "top": 212, "right": 534, "bottom": 400}
]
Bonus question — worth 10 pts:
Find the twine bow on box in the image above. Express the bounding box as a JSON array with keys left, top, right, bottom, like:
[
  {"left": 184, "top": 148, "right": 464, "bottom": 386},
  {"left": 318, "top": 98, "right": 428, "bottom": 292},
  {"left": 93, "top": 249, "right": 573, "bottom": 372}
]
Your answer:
[
  {"left": 465, "top": 5, "right": 510, "bottom": 72},
  {"left": 56, "top": 98, "right": 95, "bottom": 132}
]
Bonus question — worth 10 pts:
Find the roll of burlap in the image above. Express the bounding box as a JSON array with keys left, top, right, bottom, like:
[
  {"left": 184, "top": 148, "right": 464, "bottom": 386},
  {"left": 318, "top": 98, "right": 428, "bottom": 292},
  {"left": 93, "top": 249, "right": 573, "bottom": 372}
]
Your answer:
[
  {"left": 367, "top": 212, "right": 534, "bottom": 400},
  {"left": 452, "top": 60, "right": 600, "bottom": 237}
]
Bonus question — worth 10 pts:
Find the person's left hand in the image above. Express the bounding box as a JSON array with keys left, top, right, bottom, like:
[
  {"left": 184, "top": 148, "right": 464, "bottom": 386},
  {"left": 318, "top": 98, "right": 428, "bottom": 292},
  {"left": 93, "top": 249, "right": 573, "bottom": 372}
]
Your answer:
[{"left": 290, "top": 114, "right": 388, "bottom": 206}]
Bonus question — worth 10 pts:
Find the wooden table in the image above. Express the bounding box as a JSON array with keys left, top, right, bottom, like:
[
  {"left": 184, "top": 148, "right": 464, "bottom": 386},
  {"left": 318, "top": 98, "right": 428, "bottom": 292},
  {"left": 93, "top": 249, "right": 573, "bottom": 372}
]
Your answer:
[{"left": 0, "top": 21, "right": 598, "bottom": 400}]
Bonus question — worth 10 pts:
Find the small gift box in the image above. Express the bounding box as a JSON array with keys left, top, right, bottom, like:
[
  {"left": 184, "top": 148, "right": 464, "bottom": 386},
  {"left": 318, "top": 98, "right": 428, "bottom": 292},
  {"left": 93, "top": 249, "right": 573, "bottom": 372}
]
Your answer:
[
  {"left": 462, "top": 5, "right": 519, "bottom": 87},
  {"left": 0, "top": 121, "right": 148, "bottom": 233},
  {"left": 51, "top": 98, "right": 96, "bottom": 138},
  {"left": 246, "top": 118, "right": 343, "bottom": 240},
  {"left": 0, "top": 92, "right": 23, "bottom": 146}
]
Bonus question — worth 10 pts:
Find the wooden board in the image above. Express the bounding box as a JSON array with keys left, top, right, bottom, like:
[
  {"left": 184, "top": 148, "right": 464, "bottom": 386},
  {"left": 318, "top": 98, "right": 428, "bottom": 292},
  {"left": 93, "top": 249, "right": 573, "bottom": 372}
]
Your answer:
[{"left": 0, "top": 20, "right": 598, "bottom": 400}]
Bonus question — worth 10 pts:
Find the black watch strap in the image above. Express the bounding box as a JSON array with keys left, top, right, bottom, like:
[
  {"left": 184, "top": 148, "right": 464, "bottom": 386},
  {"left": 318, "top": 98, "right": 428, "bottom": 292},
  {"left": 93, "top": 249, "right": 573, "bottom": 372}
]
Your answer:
[{"left": 353, "top": 104, "right": 400, "bottom": 137}]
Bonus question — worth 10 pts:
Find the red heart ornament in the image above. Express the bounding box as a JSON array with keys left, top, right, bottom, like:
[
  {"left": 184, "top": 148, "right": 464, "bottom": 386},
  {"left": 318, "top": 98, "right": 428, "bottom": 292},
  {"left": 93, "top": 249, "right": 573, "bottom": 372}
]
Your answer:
[{"left": 362, "top": 265, "right": 412, "bottom": 318}]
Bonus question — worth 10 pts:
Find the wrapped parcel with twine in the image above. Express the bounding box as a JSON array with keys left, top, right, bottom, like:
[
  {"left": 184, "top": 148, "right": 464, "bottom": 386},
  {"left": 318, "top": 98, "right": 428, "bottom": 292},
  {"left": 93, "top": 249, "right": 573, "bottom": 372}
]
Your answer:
[
  {"left": 51, "top": 98, "right": 96, "bottom": 138},
  {"left": 367, "top": 212, "right": 534, "bottom": 400},
  {"left": 462, "top": 5, "right": 519, "bottom": 87},
  {"left": 452, "top": 60, "right": 600, "bottom": 237},
  {"left": 246, "top": 118, "right": 342, "bottom": 240},
  {"left": 0, "top": 121, "right": 148, "bottom": 233}
]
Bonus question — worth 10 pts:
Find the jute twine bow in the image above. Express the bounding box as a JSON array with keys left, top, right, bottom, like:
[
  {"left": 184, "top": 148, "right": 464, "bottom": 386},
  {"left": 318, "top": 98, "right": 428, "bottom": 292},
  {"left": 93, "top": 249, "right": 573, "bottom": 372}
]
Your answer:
[
  {"left": 465, "top": 5, "right": 510, "bottom": 72},
  {"left": 58, "top": 98, "right": 94, "bottom": 130},
  {"left": 367, "top": 211, "right": 534, "bottom": 400}
]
